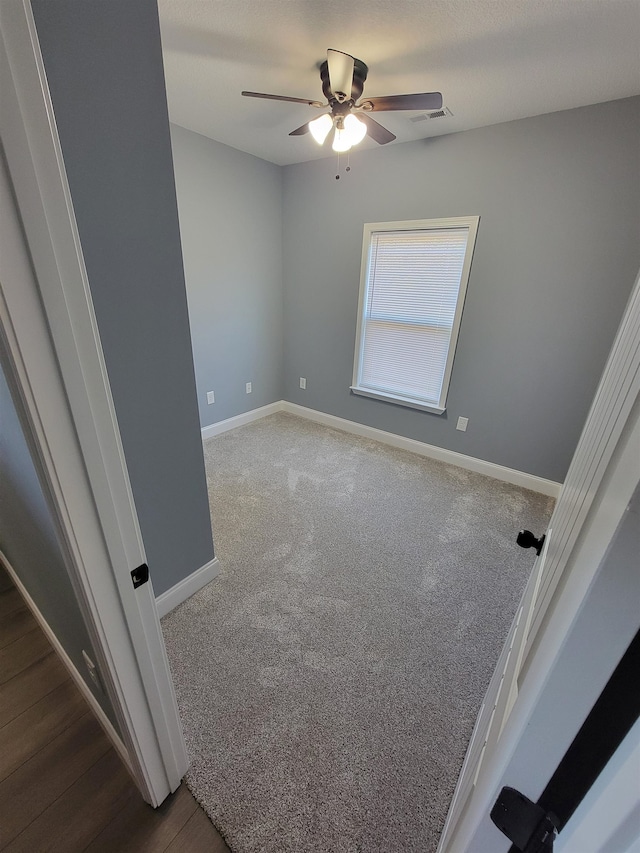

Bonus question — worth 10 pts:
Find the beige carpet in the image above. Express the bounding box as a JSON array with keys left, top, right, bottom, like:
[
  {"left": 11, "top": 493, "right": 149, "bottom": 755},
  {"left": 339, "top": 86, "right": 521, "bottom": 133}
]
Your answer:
[{"left": 161, "top": 413, "right": 554, "bottom": 852}]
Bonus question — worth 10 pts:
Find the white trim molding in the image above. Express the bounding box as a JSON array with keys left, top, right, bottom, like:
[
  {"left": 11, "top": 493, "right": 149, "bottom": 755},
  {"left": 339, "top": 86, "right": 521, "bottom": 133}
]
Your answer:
[
  {"left": 201, "top": 402, "right": 283, "bottom": 440},
  {"left": 1, "top": 3, "right": 188, "bottom": 805},
  {"left": 155, "top": 558, "right": 220, "bottom": 618},
  {"left": 201, "top": 400, "right": 561, "bottom": 497},
  {"left": 0, "top": 550, "right": 133, "bottom": 778},
  {"left": 282, "top": 403, "right": 562, "bottom": 497}
]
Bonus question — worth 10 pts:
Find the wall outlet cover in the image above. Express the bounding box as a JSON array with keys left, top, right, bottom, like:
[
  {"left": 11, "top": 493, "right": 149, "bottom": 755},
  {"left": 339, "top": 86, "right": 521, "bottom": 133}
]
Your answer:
[
  {"left": 299, "top": 377, "right": 307, "bottom": 389},
  {"left": 456, "top": 416, "right": 469, "bottom": 432},
  {"left": 207, "top": 390, "right": 215, "bottom": 404},
  {"left": 245, "top": 382, "right": 252, "bottom": 394}
]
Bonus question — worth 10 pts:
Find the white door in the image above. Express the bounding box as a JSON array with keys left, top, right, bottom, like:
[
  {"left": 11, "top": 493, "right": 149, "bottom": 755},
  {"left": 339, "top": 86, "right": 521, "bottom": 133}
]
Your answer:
[
  {"left": 438, "top": 268, "right": 640, "bottom": 852},
  {"left": 1, "top": 0, "right": 188, "bottom": 806},
  {"left": 438, "top": 533, "right": 551, "bottom": 849}
]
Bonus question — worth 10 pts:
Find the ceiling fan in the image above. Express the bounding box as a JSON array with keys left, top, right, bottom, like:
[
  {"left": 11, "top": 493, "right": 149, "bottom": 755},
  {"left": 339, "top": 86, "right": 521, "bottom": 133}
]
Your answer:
[{"left": 242, "top": 49, "right": 443, "bottom": 152}]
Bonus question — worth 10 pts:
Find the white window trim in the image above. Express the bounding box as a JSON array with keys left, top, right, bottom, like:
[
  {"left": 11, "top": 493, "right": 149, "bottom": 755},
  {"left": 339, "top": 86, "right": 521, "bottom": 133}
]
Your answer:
[{"left": 350, "top": 216, "right": 480, "bottom": 414}]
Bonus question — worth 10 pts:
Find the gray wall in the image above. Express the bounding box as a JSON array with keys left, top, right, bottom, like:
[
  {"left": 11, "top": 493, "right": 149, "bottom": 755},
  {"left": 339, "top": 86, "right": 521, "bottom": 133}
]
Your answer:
[
  {"left": 31, "top": 0, "right": 214, "bottom": 595},
  {"left": 282, "top": 97, "right": 640, "bottom": 483},
  {"left": 0, "top": 360, "right": 119, "bottom": 730},
  {"left": 170, "top": 124, "right": 284, "bottom": 426}
]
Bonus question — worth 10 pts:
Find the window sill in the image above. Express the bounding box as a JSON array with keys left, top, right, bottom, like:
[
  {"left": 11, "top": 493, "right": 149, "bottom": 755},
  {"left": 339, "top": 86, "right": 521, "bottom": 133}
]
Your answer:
[{"left": 350, "top": 386, "right": 446, "bottom": 415}]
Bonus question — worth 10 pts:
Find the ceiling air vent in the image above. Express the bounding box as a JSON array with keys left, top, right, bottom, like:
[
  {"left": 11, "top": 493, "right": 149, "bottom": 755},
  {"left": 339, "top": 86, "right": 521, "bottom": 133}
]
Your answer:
[{"left": 409, "top": 107, "right": 453, "bottom": 123}]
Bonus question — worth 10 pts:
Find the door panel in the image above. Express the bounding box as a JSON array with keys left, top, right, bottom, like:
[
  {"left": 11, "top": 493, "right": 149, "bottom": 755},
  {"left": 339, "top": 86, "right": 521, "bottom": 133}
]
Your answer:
[
  {"left": 438, "top": 270, "right": 640, "bottom": 853},
  {"left": 438, "top": 535, "right": 550, "bottom": 851},
  {"left": 439, "top": 540, "right": 539, "bottom": 849}
]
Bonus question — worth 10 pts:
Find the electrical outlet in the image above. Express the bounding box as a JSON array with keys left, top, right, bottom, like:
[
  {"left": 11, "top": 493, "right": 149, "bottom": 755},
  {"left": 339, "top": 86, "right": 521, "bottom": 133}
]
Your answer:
[
  {"left": 456, "top": 416, "right": 469, "bottom": 432},
  {"left": 245, "top": 382, "right": 252, "bottom": 394},
  {"left": 299, "top": 377, "right": 307, "bottom": 390},
  {"left": 82, "top": 650, "right": 103, "bottom": 693},
  {"left": 207, "top": 390, "right": 215, "bottom": 404}
]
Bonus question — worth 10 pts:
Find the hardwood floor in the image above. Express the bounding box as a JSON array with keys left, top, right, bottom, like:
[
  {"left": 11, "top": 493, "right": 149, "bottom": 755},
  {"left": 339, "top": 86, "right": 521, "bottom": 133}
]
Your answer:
[{"left": 0, "top": 564, "right": 230, "bottom": 852}]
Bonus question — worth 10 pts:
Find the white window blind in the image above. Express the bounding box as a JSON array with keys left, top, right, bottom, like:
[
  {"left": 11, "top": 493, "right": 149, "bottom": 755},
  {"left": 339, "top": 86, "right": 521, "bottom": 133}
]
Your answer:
[{"left": 352, "top": 217, "right": 479, "bottom": 413}]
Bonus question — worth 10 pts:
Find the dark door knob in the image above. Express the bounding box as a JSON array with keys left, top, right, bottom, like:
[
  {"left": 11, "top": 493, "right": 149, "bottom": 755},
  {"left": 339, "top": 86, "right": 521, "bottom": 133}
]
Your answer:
[{"left": 516, "top": 529, "right": 545, "bottom": 556}]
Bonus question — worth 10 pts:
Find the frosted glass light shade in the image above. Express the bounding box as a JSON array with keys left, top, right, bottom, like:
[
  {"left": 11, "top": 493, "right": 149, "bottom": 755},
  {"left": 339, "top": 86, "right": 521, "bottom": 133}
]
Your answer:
[
  {"left": 344, "top": 114, "right": 367, "bottom": 145},
  {"left": 332, "top": 127, "right": 352, "bottom": 152},
  {"left": 309, "top": 114, "right": 333, "bottom": 145}
]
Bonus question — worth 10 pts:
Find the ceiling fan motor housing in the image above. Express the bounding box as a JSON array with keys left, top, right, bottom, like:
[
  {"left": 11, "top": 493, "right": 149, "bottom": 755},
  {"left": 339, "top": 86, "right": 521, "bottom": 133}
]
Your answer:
[{"left": 320, "top": 57, "right": 368, "bottom": 104}]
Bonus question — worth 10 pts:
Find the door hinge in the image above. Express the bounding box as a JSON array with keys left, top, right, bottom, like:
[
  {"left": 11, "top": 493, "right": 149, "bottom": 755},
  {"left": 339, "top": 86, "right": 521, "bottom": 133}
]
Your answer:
[
  {"left": 130, "top": 563, "right": 149, "bottom": 589},
  {"left": 491, "top": 787, "right": 558, "bottom": 852}
]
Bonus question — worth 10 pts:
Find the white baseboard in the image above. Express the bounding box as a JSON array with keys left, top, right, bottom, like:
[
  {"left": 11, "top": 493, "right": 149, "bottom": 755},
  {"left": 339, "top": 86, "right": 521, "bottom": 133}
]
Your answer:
[
  {"left": 201, "top": 402, "right": 284, "bottom": 440},
  {"left": 198, "top": 399, "right": 561, "bottom": 497},
  {"left": 281, "top": 402, "right": 562, "bottom": 498},
  {"left": 0, "top": 550, "right": 133, "bottom": 776},
  {"left": 155, "top": 557, "right": 220, "bottom": 618}
]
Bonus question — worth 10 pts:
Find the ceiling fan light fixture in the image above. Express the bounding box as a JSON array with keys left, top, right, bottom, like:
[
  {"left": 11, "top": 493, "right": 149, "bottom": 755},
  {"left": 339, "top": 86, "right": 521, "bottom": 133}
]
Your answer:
[
  {"left": 309, "top": 114, "right": 333, "bottom": 145},
  {"left": 332, "top": 125, "right": 352, "bottom": 153},
  {"left": 243, "top": 48, "right": 442, "bottom": 156},
  {"left": 344, "top": 114, "right": 367, "bottom": 145},
  {"left": 332, "top": 114, "right": 367, "bottom": 152}
]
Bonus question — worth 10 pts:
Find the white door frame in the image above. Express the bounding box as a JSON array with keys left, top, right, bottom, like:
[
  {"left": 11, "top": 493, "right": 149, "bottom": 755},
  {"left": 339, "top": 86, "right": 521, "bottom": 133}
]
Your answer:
[
  {"left": 438, "top": 267, "right": 640, "bottom": 851},
  {"left": 555, "top": 717, "right": 640, "bottom": 853},
  {"left": 1, "top": 0, "right": 188, "bottom": 806}
]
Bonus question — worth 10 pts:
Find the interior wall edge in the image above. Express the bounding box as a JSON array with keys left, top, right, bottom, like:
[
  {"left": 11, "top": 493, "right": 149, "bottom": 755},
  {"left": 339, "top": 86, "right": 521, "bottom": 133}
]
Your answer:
[
  {"left": 200, "top": 402, "right": 285, "bottom": 440},
  {"left": 155, "top": 557, "right": 221, "bottom": 619}
]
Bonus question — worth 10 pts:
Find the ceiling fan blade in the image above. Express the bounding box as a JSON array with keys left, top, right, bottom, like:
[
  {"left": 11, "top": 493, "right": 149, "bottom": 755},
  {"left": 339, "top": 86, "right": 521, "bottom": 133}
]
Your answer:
[
  {"left": 289, "top": 122, "right": 310, "bottom": 136},
  {"left": 358, "top": 113, "right": 396, "bottom": 145},
  {"left": 242, "top": 91, "right": 323, "bottom": 107},
  {"left": 362, "top": 92, "right": 443, "bottom": 112},
  {"left": 327, "top": 49, "right": 354, "bottom": 101}
]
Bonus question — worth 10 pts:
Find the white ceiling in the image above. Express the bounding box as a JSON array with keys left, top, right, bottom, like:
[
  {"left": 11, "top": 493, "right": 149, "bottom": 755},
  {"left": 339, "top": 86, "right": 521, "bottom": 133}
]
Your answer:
[{"left": 158, "top": 0, "right": 640, "bottom": 167}]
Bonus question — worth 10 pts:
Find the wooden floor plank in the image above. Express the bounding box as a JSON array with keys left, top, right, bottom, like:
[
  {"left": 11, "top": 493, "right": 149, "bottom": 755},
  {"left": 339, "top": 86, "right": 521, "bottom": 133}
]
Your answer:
[
  {"left": 84, "top": 783, "right": 198, "bottom": 853},
  {"left": 0, "top": 651, "right": 68, "bottom": 727},
  {"left": 0, "top": 566, "right": 13, "bottom": 594},
  {"left": 0, "top": 567, "right": 232, "bottom": 853},
  {"left": 0, "top": 607, "right": 37, "bottom": 651},
  {"left": 0, "top": 711, "right": 111, "bottom": 847},
  {"left": 0, "top": 679, "right": 86, "bottom": 781},
  {"left": 0, "top": 628, "right": 51, "bottom": 685},
  {"left": 3, "top": 749, "right": 133, "bottom": 853},
  {"left": 0, "top": 588, "right": 23, "bottom": 620},
  {"left": 165, "top": 805, "right": 231, "bottom": 853}
]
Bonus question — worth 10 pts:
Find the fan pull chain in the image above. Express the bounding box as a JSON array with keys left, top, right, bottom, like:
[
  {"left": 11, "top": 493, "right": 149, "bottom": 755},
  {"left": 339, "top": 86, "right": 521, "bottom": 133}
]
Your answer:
[{"left": 335, "top": 151, "right": 352, "bottom": 180}]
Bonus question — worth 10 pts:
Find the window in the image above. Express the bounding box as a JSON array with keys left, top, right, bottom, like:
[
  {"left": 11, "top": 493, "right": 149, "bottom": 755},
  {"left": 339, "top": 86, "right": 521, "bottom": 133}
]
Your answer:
[{"left": 351, "top": 216, "right": 479, "bottom": 414}]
